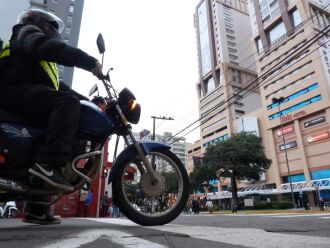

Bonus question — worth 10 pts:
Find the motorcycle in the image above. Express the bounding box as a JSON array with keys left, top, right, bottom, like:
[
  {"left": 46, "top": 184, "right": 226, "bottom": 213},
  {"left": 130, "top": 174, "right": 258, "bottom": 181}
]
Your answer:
[
  {"left": 0, "top": 201, "right": 18, "bottom": 218},
  {"left": 0, "top": 34, "right": 189, "bottom": 226}
]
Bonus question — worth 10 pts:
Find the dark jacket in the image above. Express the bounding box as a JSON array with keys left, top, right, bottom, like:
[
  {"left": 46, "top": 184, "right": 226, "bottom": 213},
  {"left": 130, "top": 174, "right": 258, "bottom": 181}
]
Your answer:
[{"left": 0, "top": 24, "right": 96, "bottom": 89}]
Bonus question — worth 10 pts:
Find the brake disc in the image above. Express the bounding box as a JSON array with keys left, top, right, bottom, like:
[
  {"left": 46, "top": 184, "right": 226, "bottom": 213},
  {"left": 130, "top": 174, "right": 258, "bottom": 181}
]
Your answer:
[{"left": 140, "top": 172, "right": 166, "bottom": 197}]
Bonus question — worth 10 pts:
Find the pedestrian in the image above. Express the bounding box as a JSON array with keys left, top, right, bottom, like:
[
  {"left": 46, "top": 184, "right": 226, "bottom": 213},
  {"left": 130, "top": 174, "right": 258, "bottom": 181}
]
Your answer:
[
  {"left": 206, "top": 200, "right": 213, "bottom": 214},
  {"left": 231, "top": 199, "right": 238, "bottom": 214},
  {"left": 0, "top": 9, "right": 102, "bottom": 225},
  {"left": 112, "top": 193, "right": 120, "bottom": 218},
  {"left": 319, "top": 198, "right": 325, "bottom": 211},
  {"left": 84, "top": 189, "right": 93, "bottom": 217},
  {"left": 101, "top": 191, "right": 110, "bottom": 217}
]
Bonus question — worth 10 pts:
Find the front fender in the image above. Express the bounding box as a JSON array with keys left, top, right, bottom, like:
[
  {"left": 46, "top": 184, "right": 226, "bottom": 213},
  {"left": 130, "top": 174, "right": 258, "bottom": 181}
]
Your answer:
[{"left": 108, "top": 141, "right": 171, "bottom": 184}]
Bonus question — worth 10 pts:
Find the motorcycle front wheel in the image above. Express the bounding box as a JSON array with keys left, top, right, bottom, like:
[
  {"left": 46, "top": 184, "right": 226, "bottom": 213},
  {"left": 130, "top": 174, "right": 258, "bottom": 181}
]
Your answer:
[{"left": 112, "top": 148, "right": 189, "bottom": 226}]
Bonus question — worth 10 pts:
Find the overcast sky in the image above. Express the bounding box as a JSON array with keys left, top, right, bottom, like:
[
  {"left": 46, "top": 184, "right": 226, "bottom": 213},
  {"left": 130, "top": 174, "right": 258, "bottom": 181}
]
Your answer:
[{"left": 72, "top": 0, "right": 201, "bottom": 145}]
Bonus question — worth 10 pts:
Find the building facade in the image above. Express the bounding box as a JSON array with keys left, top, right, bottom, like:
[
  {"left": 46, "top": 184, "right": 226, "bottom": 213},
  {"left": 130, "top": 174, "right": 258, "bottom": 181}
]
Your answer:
[
  {"left": 187, "top": 0, "right": 260, "bottom": 173},
  {"left": 248, "top": 0, "right": 330, "bottom": 202},
  {"left": 132, "top": 130, "right": 191, "bottom": 167}
]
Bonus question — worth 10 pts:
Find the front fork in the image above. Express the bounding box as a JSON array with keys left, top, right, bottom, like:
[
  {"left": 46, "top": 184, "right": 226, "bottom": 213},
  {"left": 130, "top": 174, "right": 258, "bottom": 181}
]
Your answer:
[{"left": 132, "top": 141, "right": 159, "bottom": 185}]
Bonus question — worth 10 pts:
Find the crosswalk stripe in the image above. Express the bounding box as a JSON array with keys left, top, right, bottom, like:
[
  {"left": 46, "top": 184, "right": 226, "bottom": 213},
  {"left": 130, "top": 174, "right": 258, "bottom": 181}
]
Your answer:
[
  {"left": 89, "top": 218, "right": 330, "bottom": 248},
  {"left": 40, "top": 229, "right": 165, "bottom": 248}
]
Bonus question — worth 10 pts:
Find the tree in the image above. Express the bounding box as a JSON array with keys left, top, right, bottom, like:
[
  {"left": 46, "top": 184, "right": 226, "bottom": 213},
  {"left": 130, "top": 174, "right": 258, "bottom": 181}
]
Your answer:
[
  {"left": 189, "top": 162, "right": 214, "bottom": 193},
  {"left": 203, "top": 132, "right": 271, "bottom": 208}
]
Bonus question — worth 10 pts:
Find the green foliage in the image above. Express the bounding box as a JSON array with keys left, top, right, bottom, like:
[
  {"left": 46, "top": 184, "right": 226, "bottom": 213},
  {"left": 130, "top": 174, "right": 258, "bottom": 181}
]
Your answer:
[
  {"left": 204, "top": 132, "right": 271, "bottom": 181},
  {"left": 189, "top": 132, "right": 271, "bottom": 203}
]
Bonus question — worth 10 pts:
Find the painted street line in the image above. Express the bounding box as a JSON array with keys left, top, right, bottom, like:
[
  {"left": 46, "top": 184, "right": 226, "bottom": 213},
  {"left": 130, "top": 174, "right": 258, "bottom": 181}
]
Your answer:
[
  {"left": 89, "top": 218, "right": 330, "bottom": 248},
  {"left": 40, "top": 229, "right": 166, "bottom": 248}
]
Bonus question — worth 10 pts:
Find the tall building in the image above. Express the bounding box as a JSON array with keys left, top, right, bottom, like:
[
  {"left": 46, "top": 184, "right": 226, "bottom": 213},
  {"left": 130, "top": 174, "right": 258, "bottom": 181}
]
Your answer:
[
  {"left": 187, "top": 0, "right": 260, "bottom": 173},
  {"left": 30, "top": 0, "right": 84, "bottom": 87},
  {"left": 131, "top": 130, "right": 191, "bottom": 168},
  {"left": 243, "top": 0, "right": 330, "bottom": 204},
  {"left": 0, "top": 0, "right": 30, "bottom": 40}
]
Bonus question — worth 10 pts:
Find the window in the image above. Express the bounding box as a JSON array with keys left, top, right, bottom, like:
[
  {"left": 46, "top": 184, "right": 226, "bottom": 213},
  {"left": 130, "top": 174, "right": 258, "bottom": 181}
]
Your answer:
[
  {"left": 69, "top": 5, "right": 74, "bottom": 13},
  {"left": 256, "top": 38, "right": 264, "bottom": 53},
  {"left": 65, "top": 27, "right": 71, "bottom": 34},
  {"left": 206, "top": 77, "right": 215, "bottom": 93},
  {"left": 225, "top": 28, "right": 235, "bottom": 34},
  {"left": 229, "top": 54, "right": 238, "bottom": 60},
  {"left": 228, "top": 47, "right": 237, "bottom": 53},
  {"left": 227, "top": 34, "right": 235, "bottom": 40},
  {"left": 268, "top": 95, "right": 322, "bottom": 120},
  {"left": 267, "top": 83, "right": 319, "bottom": 110},
  {"left": 291, "top": 9, "right": 302, "bottom": 27},
  {"left": 268, "top": 21, "right": 286, "bottom": 44},
  {"left": 227, "top": 41, "right": 236, "bottom": 47},
  {"left": 67, "top": 16, "right": 73, "bottom": 24}
]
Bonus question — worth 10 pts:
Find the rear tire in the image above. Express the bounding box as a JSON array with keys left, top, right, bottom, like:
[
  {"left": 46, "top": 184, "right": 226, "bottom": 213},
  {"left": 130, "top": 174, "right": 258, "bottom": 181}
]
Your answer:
[{"left": 113, "top": 148, "right": 189, "bottom": 226}]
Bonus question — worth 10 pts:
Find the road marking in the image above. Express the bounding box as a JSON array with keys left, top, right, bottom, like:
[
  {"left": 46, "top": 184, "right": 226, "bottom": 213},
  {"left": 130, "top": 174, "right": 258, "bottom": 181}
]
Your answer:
[
  {"left": 89, "top": 218, "right": 330, "bottom": 248},
  {"left": 40, "top": 229, "right": 165, "bottom": 248},
  {"left": 320, "top": 216, "right": 330, "bottom": 219}
]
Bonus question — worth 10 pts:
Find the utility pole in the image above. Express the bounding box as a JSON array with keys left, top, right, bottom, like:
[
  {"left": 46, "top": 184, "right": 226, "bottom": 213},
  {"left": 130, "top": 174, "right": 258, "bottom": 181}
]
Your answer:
[
  {"left": 272, "top": 97, "right": 296, "bottom": 209},
  {"left": 151, "top": 116, "right": 174, "bottom": 141}
]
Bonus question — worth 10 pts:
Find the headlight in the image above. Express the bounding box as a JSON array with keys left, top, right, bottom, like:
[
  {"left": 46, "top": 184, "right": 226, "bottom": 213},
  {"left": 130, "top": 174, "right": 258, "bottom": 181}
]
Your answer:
[{"left": 118, "top": 88, "right": 141, "bottom": 124}]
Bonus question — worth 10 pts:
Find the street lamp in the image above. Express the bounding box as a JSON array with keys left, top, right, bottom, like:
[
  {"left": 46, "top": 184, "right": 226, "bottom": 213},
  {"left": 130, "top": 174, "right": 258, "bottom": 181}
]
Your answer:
[
  {"left": 272, "top": 97, "right": 296, "bottom": 209},
  {"left": 151, "top": 116, "right": 174, "bottom": 141}
]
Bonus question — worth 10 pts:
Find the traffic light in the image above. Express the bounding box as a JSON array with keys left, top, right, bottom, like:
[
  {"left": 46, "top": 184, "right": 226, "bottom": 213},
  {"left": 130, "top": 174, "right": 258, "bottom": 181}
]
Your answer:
[{"left": 102, "top": 168, "right": 108, "bottom": 178}]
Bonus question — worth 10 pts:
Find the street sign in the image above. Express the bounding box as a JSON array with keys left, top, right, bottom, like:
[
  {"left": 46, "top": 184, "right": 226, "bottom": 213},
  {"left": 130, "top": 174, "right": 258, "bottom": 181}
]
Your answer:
[
  {"left": 304, "top": 116, "right": 325, "bottom": 128},
  {"left": 279, "top": 140, "right": 297, "bottom": 151}
]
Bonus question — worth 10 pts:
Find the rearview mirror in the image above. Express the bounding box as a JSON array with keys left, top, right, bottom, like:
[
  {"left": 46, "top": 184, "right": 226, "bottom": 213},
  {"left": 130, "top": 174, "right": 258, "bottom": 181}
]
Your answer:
[
  {"left": 97, "top": 34, "right": 105, "bottom": 54},
  {"left": 89, "top": 84, "right": 98, "bottom": 96}
]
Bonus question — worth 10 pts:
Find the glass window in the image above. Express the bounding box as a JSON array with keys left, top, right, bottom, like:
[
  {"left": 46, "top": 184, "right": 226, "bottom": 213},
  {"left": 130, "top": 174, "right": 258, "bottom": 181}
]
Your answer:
[
  {"left": 206, "top": 77, "right": 215, "bottom": 93},
  {"left": 291, "top": 9, "right": 302, "bottom": 27},
  {"left": 269, "top": 21, "right": 286, "bottom": 44},
  {"left": 67, "top": 16, "right": 73, "bottom": 24},
  {"left": 268, "top": 95, "right": 322, "bottom": 120},
  {"left": 198, "top": 1, "right": 212, "bottom": 76},
  {"left": 267, "top": 83, "right": 319, "bottom": 110},
  {"left": 256, "top": 38, "right": 264, "bottom": 53},
  {"left": 69, "top": 5, "right": 74, "bottom": 13}
]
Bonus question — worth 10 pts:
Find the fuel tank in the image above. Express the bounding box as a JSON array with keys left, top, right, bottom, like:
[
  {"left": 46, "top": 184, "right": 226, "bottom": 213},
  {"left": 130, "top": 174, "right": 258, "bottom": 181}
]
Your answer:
[{"left": 79, "top": 100, "right": 115, "bottom": 140}]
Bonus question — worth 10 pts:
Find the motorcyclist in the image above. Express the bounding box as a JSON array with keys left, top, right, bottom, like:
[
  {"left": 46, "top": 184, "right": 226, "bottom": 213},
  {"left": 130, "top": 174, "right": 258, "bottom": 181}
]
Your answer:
[{"left": 0, "top": 9, "right": 102, "bottom": 224}]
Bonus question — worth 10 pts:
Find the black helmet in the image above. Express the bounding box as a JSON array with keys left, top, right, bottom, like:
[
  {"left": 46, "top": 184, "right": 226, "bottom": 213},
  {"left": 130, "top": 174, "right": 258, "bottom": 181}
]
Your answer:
[{"left": 17, "top": 9, "right": 64, "bottom": 38}]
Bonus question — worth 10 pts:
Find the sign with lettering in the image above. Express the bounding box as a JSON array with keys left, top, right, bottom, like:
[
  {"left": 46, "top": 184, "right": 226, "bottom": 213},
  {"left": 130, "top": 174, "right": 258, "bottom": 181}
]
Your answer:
[
  {"left": 319, "top": 36, "right": 330, "bottom": 88},
  {"left": 304, "top": 116, "right": 326, "bottom": 128},
  {"left": 307, "top": 131, "right": 330, "bottom": 143},
  {"left": 279, "top": 140, "right": 297, "bottom": 151},
  {"left": 280, "top": 110, "right": 306, "bottom": 123},
  {"left": 276, "top": 125, "right": 294, "bottom": 137}
]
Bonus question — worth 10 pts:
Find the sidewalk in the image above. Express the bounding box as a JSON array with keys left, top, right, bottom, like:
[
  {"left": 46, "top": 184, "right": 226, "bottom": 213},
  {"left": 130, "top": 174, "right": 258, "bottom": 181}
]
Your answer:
[{"left": 197, "top": 208, "right": 330, "bottom": 215}]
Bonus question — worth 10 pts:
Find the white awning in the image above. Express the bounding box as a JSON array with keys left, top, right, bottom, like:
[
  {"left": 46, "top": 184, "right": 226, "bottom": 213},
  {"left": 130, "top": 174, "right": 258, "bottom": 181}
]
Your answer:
[{"left": 206, "top": 178, "right": 330, "bottom": 200}]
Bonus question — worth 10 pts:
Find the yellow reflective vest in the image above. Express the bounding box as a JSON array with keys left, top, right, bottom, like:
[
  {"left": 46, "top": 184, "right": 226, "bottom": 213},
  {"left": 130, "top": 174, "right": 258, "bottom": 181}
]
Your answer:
[{"left": 0, "top": 42, "right": 59, "bottom": 91}]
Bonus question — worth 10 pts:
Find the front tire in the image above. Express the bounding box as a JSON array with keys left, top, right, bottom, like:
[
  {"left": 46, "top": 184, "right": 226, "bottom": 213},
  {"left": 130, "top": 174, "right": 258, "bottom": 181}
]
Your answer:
[{"left": 113, "top": 148, "right": 189, "bottom": 226}]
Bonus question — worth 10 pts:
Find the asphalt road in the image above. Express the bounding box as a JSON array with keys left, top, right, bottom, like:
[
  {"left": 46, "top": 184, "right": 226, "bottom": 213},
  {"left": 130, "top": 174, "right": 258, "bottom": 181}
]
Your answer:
[{"left": 0, "top": 213, "right": 330, "bottom": 248}]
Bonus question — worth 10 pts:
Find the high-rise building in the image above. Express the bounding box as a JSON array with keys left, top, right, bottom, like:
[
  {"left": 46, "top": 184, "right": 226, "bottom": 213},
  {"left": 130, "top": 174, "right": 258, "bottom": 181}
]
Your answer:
[
  {"left": 247, "top": 0, "right": 330, "bottom": 203},
  {"left": 0, "top": 0, "right": 30, "bottom": 40},
  {"left": 29, "top": 0, "right": 84, "bottom": 87},
  {"left": 130, "top": 130, "right": 191, "bottom": 168},
  {"left": 187, "top": 0, "right": 260, "bottom": 173}
]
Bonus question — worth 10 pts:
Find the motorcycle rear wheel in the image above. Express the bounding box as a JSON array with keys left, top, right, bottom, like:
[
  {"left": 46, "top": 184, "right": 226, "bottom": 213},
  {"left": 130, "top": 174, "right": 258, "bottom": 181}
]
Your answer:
[{"left": 112, "top": 148, "right": 189, "bottom": 226}]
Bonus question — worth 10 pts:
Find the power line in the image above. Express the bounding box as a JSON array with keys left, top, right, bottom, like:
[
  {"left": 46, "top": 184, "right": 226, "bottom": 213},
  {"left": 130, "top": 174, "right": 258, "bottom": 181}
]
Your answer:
[
  {"left": 166, "top": 3, "right": 330, "bottom": 142},
  {"left": 156, "top": 4, "right": 330, "bottom": 140},
  {"left": 167, "top": 24, "right": 330, "bottom": 144}
]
